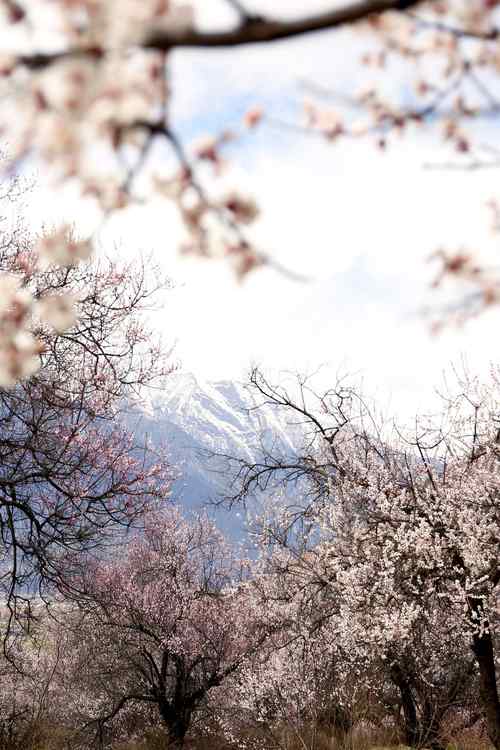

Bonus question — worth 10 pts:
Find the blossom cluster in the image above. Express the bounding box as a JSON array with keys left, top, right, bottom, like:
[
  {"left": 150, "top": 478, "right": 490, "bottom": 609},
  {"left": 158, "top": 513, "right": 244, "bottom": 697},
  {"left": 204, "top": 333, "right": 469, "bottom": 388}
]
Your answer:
[{"left": 0, "top": 226, "right": 93, "bottom": 386}]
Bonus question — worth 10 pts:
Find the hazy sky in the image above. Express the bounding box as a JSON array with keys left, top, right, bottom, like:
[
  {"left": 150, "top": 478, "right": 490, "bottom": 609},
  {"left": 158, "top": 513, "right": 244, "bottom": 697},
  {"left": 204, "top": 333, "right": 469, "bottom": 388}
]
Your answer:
[{"left": 22, "top": 0, "right": 498, "bottom": 422}]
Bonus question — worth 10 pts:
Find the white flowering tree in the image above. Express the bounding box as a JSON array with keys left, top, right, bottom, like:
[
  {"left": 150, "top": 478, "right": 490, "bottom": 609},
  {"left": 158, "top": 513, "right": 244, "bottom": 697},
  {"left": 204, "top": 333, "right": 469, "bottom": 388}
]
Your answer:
[{"left": 221, "top": 365, "right": 500, "bottom": 748}]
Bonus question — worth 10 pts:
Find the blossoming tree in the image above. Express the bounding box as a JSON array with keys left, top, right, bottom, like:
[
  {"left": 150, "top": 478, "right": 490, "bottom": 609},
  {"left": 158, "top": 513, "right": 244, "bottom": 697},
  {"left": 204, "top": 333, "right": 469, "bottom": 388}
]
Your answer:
[
  {"left": 58, "top": 507, "right": 275, "bottom": 749},
  {"left": 222, "top": 365, "right": 500, "bottom": 748},
  {"left": 0, "top": 205, "right": 173, "bottom": 635}
]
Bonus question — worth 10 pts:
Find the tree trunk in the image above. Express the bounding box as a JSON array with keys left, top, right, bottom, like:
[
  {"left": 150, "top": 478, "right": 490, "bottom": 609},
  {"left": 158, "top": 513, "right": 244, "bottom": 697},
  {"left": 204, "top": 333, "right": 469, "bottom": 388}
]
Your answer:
[
  {"left": 159, "top": 698, "right": 191, "bottom": 748},
  {"left": 471, "top": 628, "right": 500, "bottom": 749},
  {"left": 420, "top": 697, "right": 446, "bottom": 750},
  {"left": 167, "top": 720, "right": 188, "bottom": 749},
  {"left": 389, "top": 661, "right": 420, "bottom": 747}
]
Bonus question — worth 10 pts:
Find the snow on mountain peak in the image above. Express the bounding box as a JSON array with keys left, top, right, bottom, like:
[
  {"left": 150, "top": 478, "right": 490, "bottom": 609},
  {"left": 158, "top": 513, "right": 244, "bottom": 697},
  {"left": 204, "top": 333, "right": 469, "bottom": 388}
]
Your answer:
[{"left": 127, "top": 373, "right": 302, "bottom": 535}]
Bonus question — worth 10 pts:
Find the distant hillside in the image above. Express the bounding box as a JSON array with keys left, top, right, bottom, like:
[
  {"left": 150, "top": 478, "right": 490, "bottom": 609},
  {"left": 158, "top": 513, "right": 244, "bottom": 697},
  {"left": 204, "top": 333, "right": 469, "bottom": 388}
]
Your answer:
[{"left": 126, "top": 373, "right": 303, "bottom": 536}]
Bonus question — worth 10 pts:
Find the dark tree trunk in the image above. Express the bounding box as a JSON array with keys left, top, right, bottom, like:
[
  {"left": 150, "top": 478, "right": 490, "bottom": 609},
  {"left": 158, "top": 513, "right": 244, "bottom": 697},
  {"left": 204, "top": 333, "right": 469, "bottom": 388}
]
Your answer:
[
  {"left": 389, "top": 661, "right": 420, "bottom": 747},
  {"left": 420, "top": 697, "right": 446, "bottom": 750},
  {"left": 158, "top": 698, "right": 192, "bottom": 749},
  {"left": 167, "top": 718, "right": 189, "bottom": 749},
  {"left": 471, "top": 628, "right": 500, "bottom": 749}
]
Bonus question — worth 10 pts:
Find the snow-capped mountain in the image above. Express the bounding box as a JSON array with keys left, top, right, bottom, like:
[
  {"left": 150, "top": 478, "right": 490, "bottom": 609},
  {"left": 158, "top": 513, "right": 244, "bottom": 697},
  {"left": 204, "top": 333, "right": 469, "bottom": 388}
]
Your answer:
[{"left": 127, "top": 373, "right": 302, "bottom": 536}]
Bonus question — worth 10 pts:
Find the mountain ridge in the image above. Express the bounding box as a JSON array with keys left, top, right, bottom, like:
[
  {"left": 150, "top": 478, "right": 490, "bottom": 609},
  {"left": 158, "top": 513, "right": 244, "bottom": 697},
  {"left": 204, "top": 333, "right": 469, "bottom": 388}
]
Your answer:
[{"left": 127, "top": 373, "right": 302, "bottom": 536}]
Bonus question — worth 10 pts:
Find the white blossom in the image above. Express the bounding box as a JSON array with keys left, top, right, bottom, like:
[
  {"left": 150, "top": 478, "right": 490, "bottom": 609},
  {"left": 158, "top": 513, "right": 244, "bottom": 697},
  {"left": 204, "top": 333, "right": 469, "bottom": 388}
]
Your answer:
[
  {"left": 37, "top": 293, "right": 78, "bottom": 333},
  {"left": 36, "top": 228, "right": 92, "bottom": 269}
]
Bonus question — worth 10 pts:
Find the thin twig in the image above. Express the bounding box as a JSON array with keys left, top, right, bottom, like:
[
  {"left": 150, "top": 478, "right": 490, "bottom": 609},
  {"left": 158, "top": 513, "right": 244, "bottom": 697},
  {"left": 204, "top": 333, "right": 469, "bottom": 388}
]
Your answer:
[{"left": 406, "top": 12, "right": 499, "bottom": 41}]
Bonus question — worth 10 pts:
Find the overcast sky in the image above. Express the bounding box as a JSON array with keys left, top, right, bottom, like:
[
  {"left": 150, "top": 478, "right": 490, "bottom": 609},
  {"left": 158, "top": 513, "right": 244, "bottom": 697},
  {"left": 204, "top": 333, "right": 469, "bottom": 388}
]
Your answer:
[{"left": 22, "top": 0, "right": 499, "bottom": 423}]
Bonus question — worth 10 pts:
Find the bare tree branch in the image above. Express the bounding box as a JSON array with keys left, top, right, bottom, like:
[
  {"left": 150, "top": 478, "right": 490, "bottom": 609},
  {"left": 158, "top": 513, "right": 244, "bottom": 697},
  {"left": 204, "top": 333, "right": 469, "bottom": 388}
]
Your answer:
[
  {"left": 18, "top": 0, "right": 424, "bottom": 71},
  {"left": 145, "top": 0, "right": 424, "bottom": 50}
]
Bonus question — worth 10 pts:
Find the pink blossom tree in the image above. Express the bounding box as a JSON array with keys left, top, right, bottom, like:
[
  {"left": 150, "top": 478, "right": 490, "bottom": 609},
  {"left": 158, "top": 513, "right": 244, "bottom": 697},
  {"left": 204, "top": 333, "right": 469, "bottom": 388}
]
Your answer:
[
  {"left": 0, "top": 203, "right": 174, "bottom": 635},
  {"left": 59, "top": 507, "right": 274, "bottom": 749}
]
